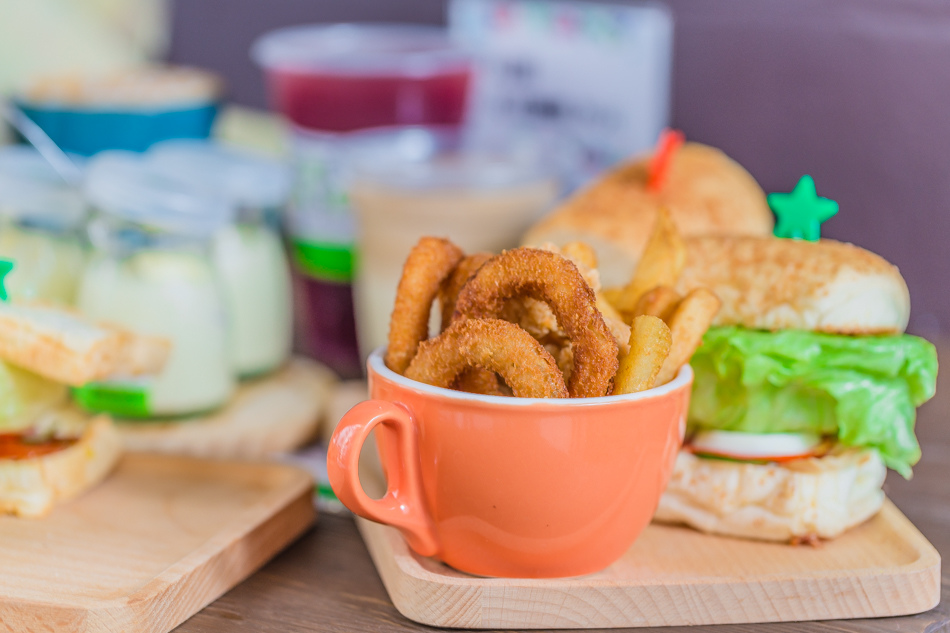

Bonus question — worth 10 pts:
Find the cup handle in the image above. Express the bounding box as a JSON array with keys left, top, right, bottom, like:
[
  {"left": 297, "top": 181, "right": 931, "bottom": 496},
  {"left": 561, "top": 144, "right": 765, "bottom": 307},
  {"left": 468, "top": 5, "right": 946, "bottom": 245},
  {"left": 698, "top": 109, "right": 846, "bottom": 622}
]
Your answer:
[{"left": 327, "top": 400, "right": 439, "bottom": 556}]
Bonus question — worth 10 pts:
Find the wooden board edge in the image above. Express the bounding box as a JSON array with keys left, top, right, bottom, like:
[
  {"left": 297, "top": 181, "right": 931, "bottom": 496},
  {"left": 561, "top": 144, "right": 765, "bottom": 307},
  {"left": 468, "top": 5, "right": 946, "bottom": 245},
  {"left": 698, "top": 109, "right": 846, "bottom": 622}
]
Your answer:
[
  {"left": 116, "top": 357, "right": 337, "bottom": 459},
  {"left": 878, "top": 500, "right": 943, "bottom": 572},
  {"left": 356, "top": 502, "right": 943, "bottom": 629},
  {"left": 82, "top": 469, "right": 316, "bottom": 633},
  {"left": 358, "top": 517, "right": 504, "bottom": 628}
]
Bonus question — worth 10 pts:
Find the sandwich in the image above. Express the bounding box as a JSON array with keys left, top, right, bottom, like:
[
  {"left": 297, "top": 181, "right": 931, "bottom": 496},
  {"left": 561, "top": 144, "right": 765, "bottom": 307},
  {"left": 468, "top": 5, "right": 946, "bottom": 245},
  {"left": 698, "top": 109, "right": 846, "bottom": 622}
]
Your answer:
[
  {"left": 653, "top": 236, "right": 937, "bottom": 541},
  {"left": 522, "top": 142, "right": 774, "bottom": 288},
  {"left": 0, "top": 300, "right": 169, "bottom": 517}
]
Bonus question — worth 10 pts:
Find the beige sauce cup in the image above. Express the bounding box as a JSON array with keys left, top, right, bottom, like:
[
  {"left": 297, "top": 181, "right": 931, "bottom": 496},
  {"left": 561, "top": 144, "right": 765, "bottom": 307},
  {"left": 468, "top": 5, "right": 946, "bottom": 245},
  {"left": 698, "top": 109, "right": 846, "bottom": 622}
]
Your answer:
[{"left": 348, "top": 127, "right": 564, "bottom": 358}]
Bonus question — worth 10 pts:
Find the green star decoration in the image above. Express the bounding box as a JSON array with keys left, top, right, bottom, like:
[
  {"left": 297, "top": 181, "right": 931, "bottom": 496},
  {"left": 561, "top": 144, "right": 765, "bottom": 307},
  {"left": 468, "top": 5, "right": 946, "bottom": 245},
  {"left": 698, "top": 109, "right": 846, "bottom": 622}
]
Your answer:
[
  {"left": 0, "top": 259, "right": 13, "bottom": 302},
  {"left": 768, "top": 175, "right": 839, "bottom": 241}
]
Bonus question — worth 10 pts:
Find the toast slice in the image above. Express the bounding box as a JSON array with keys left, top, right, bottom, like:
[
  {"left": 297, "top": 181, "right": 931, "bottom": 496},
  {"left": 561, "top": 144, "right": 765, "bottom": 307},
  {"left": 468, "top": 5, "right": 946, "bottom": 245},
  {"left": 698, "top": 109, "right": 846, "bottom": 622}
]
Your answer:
[
  {"left": 0, "top": 303, "right": 170, "bottom": 387},
  {"left": 0, "top": 407, "right": 121, "bottom": 517}
]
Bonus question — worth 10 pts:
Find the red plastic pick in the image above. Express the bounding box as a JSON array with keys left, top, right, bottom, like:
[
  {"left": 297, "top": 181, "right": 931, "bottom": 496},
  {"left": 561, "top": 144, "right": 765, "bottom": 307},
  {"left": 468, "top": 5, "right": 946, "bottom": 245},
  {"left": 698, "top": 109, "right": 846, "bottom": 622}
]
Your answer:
[{"left": 647, "top": 128, "right": 686, "bottom": 193}]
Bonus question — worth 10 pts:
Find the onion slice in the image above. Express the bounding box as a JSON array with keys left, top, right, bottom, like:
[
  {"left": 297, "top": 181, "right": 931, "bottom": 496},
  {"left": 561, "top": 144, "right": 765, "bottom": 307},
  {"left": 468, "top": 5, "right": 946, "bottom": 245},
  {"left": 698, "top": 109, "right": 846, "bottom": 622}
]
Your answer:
[{"left": 689, "top": 430, "right": 824, "bottom": 462}]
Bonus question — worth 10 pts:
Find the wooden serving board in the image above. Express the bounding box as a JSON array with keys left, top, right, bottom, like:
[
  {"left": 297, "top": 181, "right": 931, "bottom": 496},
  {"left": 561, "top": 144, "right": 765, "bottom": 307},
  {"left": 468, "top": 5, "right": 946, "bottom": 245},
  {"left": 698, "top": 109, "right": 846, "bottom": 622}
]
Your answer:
[
  {"left": 118, "top": 357, "right": 337, "bottom": 459},
  {"left": 356, "top": 500, "right": 941, "bottom": 629},
  {"left": 0, "top": 453, "right": 315, "bottom": 633}
]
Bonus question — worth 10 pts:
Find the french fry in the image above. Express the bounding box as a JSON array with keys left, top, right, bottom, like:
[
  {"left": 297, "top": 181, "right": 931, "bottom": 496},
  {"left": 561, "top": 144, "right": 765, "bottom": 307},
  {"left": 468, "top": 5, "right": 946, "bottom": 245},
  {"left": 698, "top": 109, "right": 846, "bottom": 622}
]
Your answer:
[
  {"left": 597, "top": 292, "right": 625, "bottom": 324},
  {"left": 613, "top": 208, "right": 687, "bottom": 318},
  {"left": 632, "top": 285, "right": 682, "bottom": 322},
  {"left": 612, "top": 315, "right": 672, "bottom": 395},
  {"left": 602, "top": 286, "right": 624, "bottom": 307},
  {"left": 655, "top": 288, "right": 721, "bottom": 386}
]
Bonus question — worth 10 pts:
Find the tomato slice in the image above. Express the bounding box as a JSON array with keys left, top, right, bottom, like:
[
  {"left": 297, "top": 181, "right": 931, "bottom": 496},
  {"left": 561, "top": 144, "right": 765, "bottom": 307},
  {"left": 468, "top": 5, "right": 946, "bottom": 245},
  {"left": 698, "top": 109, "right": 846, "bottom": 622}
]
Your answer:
[
  {"left": 0, "top": 433, "right": 77, "bottom": 460},
  {"left": 688, "top": 447, "right": 823, "bottom": 463}
]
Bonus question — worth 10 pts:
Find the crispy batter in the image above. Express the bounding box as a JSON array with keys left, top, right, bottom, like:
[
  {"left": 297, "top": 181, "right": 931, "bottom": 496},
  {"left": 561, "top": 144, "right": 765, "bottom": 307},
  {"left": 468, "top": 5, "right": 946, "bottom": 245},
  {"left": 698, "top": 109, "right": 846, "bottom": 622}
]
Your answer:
[
  {"left": 438, "top": 253, "right": 499, "bottom": 394},
  {"left": 452, "top": 367, "right": 506, "bottom": 396},
  {"left": 385, "top": 237, "right": 465, "bottom": 374},
  {"left": 496, "top": 244, "right": 629, "bottom": 382},
  {"left": 406, "top": 319, "right": 569, "bottom": 398},
  {"left": 438, "top": 252, "right": 492, "bottom": 332},
  {"left": 501, "top": 242, "right": 603, "bottom": 342},
  {"left": 453, "top": 248, "right": 619, "bottom": 398}
]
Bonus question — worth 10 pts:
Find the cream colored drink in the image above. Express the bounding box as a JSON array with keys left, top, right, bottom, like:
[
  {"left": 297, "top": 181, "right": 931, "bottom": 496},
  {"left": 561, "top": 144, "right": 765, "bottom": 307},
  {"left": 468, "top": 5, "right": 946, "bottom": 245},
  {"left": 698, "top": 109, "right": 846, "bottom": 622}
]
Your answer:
[{"left": 350, "top": 178, "right": 557, "bottom": 357}]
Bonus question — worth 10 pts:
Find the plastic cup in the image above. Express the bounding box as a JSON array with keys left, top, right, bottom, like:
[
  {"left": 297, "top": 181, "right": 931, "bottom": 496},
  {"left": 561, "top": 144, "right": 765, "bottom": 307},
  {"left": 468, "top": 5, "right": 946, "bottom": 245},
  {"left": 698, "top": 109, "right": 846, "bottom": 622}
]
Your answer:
[
  {"left": 251, "top": 23, "right": 472, "bottom": 133},
  {"left": 346, "top": 125, "right": 572, "bottom": 359}
]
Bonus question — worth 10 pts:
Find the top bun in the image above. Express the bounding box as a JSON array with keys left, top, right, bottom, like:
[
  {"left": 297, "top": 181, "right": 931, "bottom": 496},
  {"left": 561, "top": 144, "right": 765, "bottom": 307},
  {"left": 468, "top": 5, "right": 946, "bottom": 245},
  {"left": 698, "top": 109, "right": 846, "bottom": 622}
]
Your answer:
[
  {"left": 676, "top": 236, "right": 910, "bottom": 334},
  {"left": 522, "top": 143, "right": 774, "bottom": 286}
]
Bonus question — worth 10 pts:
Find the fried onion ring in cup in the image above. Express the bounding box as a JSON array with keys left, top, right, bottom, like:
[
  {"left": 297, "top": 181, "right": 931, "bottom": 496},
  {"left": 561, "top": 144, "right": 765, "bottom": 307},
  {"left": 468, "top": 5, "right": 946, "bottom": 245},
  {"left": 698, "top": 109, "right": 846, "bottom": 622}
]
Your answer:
[
  {"left": 452, "top": 367, "right": 507, "bottom": 396},
  {"left": 438, "top": 252, "right": 499, "bottom": 393},
  {"left": 385, "top": 237, "right": 465, "bottom": 374},
  {"left": 453, "top": 248, "right": 619, "bottom": 398},
  {"left": 438, "top": 252, "right": 492, "bottom": 332},
  {"left": 406, "top": 319, "right": 569, "bottom": 398}
]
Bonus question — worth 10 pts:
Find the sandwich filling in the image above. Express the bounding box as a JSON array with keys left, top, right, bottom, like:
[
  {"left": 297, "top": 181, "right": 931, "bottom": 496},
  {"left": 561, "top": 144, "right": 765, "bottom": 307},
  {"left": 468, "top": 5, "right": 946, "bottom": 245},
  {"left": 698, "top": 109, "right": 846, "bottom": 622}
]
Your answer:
[
  {"left": 0, "top": 361, "right": 74, "bottom": 460},
  {"left": 688, "top": 326, "right": 938, "bottom": 477},
  {"left": 0, "top": 361, "right": 68, "bottom": 431},
  {"left": 0, "top": 433, "right": 77, "bottom": 460}
]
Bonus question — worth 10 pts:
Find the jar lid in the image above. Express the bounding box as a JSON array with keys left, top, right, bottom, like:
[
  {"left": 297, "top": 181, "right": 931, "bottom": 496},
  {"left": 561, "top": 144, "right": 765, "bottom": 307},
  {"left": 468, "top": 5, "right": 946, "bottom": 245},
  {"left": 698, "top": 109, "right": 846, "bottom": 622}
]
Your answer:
[
  {"left": 251, "top": 23, "right": 469, "bottom": 76},
  {"left": 0, "top": 146, "right": 85, "bottom": 229},
  {"left": 147, "top": 140, "right": 291, "bottom": 210},
  {"left": 84, "top": 151, "right": 233, "bottom": 237}
]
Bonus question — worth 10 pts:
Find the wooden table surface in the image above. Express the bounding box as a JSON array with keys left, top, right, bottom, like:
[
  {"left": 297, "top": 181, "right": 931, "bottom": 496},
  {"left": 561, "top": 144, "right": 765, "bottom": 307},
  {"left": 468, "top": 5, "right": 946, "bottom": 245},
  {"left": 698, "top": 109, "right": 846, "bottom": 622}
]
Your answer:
[{"left": 174, "top": 355, "right": 950, "bottom": 633}]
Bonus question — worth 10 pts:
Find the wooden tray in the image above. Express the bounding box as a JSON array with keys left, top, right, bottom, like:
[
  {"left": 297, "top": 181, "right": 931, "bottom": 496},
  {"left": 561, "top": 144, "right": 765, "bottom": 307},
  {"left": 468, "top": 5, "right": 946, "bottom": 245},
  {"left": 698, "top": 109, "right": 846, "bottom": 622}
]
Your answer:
[
  {"left": 356, "top": 500, "right": 941, "bottom": 629},
  {"left": 0, "top": 453, "right": 315, "bottom": 633},
  {"left": 118, "top": 357, "right": 336, "bottom": 459}
]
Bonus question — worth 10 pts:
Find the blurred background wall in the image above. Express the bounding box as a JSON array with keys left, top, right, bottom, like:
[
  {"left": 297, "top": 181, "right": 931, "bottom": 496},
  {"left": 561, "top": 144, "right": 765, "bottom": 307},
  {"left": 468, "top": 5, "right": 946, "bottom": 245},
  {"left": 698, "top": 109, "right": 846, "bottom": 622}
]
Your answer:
[{"left": 169, "top": 0, "right": 950, "bottom": 337}]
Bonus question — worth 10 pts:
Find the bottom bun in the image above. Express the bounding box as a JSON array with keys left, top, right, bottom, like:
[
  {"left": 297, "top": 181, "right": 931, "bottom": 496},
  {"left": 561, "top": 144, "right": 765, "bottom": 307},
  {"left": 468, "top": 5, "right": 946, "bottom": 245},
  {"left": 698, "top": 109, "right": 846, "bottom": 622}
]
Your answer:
[
  {"left": 0, "top": 409, "right": 121, "bottom": 517},
  {"left": 654, "top": 448, "right": 885, "bottom": 542}
]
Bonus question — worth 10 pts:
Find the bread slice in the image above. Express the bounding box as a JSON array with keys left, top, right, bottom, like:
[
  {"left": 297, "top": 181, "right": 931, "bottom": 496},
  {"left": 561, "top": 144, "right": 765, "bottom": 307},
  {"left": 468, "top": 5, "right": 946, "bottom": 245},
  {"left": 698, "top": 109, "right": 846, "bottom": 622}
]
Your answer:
[
  {"left": 654, "top": 448, "right": 886, "bottom": 542},
  {"left": 676, "top": 236, "right": 910, "bottom": 334},
  {"left": 0, "top": 303, "right": 170, "bottom": 386},
  {"left": 0, "top": 408, "right": 121, "bottom": 517},
  {"left": 522, "top": 143, "right": 774, "bottom": 286}
]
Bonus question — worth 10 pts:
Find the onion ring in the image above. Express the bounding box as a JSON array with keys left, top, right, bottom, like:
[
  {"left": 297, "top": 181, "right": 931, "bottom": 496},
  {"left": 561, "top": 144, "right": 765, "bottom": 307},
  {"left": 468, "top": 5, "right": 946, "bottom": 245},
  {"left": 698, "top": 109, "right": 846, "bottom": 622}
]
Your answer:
[
  {"left": 452, "top": 368, "right": 507, "bottom": 396},
  {"left": 438, "top": 252, "right": 492, "bottom": 332},
  {"left": 406, "top": 319, "right": 568, "bottom": 398},
  {"left": 438, "top": 252, "right": 498, "bottom": 394},
  {"left": 385, "top": 237, "right": 464, "bottom": 374},
  {"left": 453, "top": 248, "right": 619, "bottom": 397}
]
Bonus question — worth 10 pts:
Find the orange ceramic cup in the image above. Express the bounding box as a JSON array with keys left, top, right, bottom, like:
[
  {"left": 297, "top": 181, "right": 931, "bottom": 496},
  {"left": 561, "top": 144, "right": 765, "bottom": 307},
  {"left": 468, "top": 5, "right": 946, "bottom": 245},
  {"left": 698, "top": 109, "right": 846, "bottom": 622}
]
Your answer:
[{"left": 328, "top": 348, "right": 691, "bottom": 578}]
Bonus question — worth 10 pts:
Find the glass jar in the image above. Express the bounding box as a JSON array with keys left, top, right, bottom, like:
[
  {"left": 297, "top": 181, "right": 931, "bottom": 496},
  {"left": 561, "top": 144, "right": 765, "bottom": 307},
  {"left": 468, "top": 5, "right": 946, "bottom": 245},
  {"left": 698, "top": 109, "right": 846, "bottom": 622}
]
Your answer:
[
  {"left": 0, "top": 147, "right": 86, "bottom": 305},
  {"left": 148, "top": 140, "right": 294, "bottom": 378},
  {"left": 74, "top": 152, "right": 235, "bottom": 417}
]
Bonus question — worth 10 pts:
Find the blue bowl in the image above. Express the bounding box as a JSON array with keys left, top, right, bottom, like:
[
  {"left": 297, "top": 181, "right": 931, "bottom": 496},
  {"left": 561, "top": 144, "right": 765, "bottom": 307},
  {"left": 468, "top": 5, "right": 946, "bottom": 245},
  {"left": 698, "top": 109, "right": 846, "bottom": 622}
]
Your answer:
[{"left": 14, "top": 101, "right": 219, "bottom": 156}]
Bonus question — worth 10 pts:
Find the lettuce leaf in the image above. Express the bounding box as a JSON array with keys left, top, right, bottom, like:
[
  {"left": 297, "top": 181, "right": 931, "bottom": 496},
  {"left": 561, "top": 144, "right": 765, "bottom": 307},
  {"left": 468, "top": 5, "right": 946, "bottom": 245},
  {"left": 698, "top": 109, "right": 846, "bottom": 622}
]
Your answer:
[
  {"left": 0, "top": 361, "right": 67, "bottom": 432},
  {"left": 689, "top": 327, "right": 938, "bottom": 477}
]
